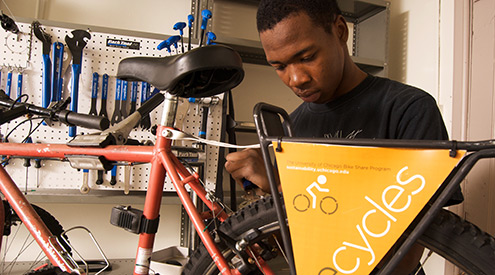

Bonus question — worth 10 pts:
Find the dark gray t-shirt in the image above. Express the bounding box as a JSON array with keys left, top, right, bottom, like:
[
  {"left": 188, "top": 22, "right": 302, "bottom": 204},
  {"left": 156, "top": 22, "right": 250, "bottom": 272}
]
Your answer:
[
  {"left": 290, "top": 75, "right": 448, "bottom": 140},
  {"left": 289, "top": 75, "right": 462, "bottom": 205}
]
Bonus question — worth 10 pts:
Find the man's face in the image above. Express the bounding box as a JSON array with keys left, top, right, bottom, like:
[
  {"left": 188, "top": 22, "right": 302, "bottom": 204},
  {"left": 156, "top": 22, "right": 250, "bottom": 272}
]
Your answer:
[{"left": 260, "top": 12, "right": 348, "bottom": 104}]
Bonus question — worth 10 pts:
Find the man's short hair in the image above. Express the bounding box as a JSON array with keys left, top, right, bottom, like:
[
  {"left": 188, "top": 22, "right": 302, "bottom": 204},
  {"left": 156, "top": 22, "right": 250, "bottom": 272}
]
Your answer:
[{"left": 256, "top": 0, "right": 342, "bottom": 34}]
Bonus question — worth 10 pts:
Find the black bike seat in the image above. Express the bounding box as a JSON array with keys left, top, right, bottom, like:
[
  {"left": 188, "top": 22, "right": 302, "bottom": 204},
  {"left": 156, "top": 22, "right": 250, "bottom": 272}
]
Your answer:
[{"left": 117, "top": 45, "right": 244, "bottom": 98}]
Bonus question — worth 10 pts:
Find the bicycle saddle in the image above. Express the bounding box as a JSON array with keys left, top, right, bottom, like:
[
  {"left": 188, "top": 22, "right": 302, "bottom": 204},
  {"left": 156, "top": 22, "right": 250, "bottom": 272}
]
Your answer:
[{"left": 117, "top": 44, "right": 244, "bottom": 98}]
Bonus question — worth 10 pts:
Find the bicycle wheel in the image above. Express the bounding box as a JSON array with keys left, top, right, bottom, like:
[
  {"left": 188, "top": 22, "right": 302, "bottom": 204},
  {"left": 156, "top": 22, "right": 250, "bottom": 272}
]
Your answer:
[
  {"left": 182, "top": 194, "right": 495, "bottom": 275},
  {"left": 1, "top": 201, "right": 70, "bottom": 275}
]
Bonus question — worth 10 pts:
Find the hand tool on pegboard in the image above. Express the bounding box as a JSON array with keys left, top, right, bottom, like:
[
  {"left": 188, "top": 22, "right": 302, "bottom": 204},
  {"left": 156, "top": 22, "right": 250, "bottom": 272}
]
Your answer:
[
  {"left": 157, "top": 37, "right": 172, "bottom": 55},
  {"left": 50, "top": 42, "right": 64, "bottom": 105},
  {"left": 81, "top": 169, "right": 89, "bottom": 193},
  {"left": 65, "top": 29, "right": 91, "bottom": 137},
  {"left": 129, "top": 81, "right": 138, "bottom": 115},
  {"left": 169, "top": 36, "right": 181, "bottom": 53},
  {"left": 0, "top": 11, "right": 20, "bottom": 34},
  {"left": 99, "top": 74, "right": 109, "bottom": 119},
  {"left": 124, "top": 165, "right": 130, "bottom": 194},
  {"left": 110, "top": 165, "right": 117, "bottom": 186},
  {"left": 199, "top": 9, "right": 212, "bottom": 46},
  {"left": 173, "top": 22, "right": 186, "bottom": 53},
  {"left": 96, "top": 73, "right": 109, "bottom": 185},
  {"left": 58, "top": 46, "right": 72, "bottom": 103},
  {"left": 139, "top": 81, "right": 151, "bottom": 130},
  {"left": 23, "top": 137, "right": 33, "bottom": 194},
  {"left": 87, "top": 72, "right": 100, "bottom": 186},
  {"left": 110, "top": 78, "right": 122, "bottom": 125},
  {"left": 187, "top": 14, "right": 194, "bottom": 51},
  {"left": 32, "top": 21, "right": 52, "bottom": 108},
  {"left": 119, "top": 80, "right": 129, "bottom": 119},
  {"left": 206, "top": 32, "right": 217, "bottom": 45},
  {"left": 89, "top": 72, "right": 99, "bottom": 116},
  {"left": 6, "top": 69, "right": 12, "bottom": 98},
  {"left": 16, "top": 69, "right": 23, "bottom": 98}
]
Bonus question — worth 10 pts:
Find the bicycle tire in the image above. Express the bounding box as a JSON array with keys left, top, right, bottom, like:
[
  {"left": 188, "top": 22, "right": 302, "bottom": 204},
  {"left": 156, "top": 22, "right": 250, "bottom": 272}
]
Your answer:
[
  {"left": 1, "top": 202, "right": 70, "bottom": 275},
  {"left": 182, "top": 195, "right": 495, "bottom": 275}
]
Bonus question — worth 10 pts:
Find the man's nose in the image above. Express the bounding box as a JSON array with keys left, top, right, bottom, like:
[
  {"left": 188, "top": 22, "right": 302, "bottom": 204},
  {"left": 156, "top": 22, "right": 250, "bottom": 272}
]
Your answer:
[{"left": 288, "top": 65, "right": 311, "bottom": 88}]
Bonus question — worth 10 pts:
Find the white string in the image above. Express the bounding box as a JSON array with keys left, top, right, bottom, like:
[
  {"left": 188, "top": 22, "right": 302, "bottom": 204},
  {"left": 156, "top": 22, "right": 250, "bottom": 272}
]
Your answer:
[{"left": 164, "top": 128, "right": 261, "bottom": 149}]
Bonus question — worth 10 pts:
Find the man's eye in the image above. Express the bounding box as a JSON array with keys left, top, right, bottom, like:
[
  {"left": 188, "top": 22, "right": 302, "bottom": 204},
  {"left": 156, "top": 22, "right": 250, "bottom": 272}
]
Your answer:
[
  {"left": 301, "top": 55, "right": 314, "bottom": 62},
  {"left": 274, "top": 65, "right": 286, "bottom": 71}
]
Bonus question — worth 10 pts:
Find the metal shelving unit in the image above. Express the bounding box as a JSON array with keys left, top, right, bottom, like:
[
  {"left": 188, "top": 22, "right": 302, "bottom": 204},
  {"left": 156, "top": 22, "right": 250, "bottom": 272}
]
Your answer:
[{"left": 194, "top": 0, "right": 390, "bottom": 76}]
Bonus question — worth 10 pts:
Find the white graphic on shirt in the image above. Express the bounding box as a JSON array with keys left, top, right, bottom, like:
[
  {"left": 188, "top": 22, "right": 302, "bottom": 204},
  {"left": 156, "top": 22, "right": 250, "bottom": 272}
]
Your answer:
[{"left": 325, "top": 130, "right": 363, "bottom": 139}]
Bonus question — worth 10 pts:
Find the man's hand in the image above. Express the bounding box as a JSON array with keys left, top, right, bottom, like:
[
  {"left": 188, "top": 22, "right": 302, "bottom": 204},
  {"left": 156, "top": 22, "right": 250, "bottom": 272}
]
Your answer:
[{"left": 225, "top": 148, "right": 272, "bottom": 193}]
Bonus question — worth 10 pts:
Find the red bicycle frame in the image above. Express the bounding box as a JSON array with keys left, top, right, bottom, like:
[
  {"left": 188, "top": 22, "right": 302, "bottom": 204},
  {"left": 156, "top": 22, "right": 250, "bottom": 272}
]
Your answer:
[{"left": 0, "top": 124, "right": 239, "bottom": 274}]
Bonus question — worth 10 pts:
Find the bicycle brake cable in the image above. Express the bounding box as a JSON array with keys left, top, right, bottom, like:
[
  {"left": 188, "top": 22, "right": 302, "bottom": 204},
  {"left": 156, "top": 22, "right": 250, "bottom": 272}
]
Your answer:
[{"left": 163, "top": 128, "right": 260, "bottom": 149}]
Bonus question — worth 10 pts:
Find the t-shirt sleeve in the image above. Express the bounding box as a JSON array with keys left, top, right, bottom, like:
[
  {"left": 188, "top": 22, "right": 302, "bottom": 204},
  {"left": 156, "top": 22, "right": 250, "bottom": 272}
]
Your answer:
[{"left": 395, "top": 94, "right": 449, "bottom": 140}]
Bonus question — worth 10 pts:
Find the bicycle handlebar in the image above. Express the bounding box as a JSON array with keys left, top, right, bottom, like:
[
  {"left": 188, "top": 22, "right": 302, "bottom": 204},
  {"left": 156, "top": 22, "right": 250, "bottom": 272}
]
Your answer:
[{"left": 0, "top": 89, "right": 110, "bottom": 130}]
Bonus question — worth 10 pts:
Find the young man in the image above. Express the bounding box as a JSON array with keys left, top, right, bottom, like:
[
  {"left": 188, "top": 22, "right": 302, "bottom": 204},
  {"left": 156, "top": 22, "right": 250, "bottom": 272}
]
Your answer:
[{"left": 225, "top": 0, "right": 459, "bottom": 273}]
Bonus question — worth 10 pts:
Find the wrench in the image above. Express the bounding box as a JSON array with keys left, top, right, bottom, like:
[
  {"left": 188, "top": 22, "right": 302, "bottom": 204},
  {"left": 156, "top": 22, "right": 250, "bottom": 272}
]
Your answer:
[
  {"left": 16, "top": 70, "right": 22, "bottom": 99},
  {"left": 33, "top": 21, "right": 52, "bottom": 108},
  {"left": 129, "top": 81, "right": 138, "bottom": 115},
  {"left": 97, "top": 73, "right": 109, "bottom": 185},
  {"left": 139, "top": 82, "right": 151, "bottom": 130},
  {"left": 119, "top": 80, "right": 129, "bottom": 119},
  {"left": 99, "top": 74, "right": 109, "bottom": 118},
  {"left": 50, "top": 42, "right": 64, "bottom": 104},
  {"left": 6, "top": 69, "right": 12, "bottom": 98},
  {"left": 89, "top": 72, "right": 99, "bottom": 116},
  {"left": 81, "top": 169, "right": 90, "bottom": 194},
  {"left": 65, "top": 29, "right": 91, "bottom": 137},
  {"left": 110, "top": 78, "right": 122, "bottom": 125}
]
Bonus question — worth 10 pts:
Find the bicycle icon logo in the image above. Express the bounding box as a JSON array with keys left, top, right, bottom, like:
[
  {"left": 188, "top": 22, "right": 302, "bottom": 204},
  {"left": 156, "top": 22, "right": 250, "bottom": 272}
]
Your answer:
[{"left": 292, "top": 175, "right": 338, "bottom": 215}]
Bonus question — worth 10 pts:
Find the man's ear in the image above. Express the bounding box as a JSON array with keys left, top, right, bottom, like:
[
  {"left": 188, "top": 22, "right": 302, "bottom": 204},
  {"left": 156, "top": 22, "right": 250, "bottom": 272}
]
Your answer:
[{"left": 334, "top": 15, "right": 349, "bottom": 44}]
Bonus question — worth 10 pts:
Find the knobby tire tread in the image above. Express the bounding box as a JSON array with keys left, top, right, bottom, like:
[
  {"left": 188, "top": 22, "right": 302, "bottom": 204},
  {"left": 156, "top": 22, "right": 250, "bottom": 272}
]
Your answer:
[
  {"left": 2, "top": 203, "right": 69, "bottom": 275},
  {"left": 182, "top": 195, "right": 495, "bottom": 275}
]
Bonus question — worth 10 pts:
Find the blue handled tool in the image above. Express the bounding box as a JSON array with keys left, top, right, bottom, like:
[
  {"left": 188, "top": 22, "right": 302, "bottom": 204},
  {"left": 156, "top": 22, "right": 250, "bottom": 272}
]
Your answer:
[
  {"left": 129, "top": 81, "right": 138, "bottom": 115},
  {"left": 206, "top": 32, "right": 217, "bottom": 45},
  {"left": 187, "top": 14, "right": 194, "bottom": 51},
  {"left": 199, "top": 9, "right": 212, "bottom": 46},
  {"left": 173, "top": 22, "right": 186, "bottom": 53},
  {"left": 65, "top": 29, "right": 91, "bottom": 137},
  {"left": 6, "top": 70, "right": 12, "bottom": 98},
  {"left": 99, "top": 74, "right": 109, "bottom": 118},
  {"left": 110, "top": 78, "right": 122, "bottom": 125},
  {"left": 89, "top": 72, "right": 99, "bottom": 116},
  {"left": 168, "top": 35, "right": 181, "bottom": 53},
  {"left": 242, "top": 178, "right": 258, "bottom": 191},
  {"left": 33, "top": 21, "right": 52, "bottom": 108},
  {"left": 157, "top": 39, "right": 172, "bottom": 53},
  {"left": 139, "top": 82, "right": 151, "bottom": 130},
  {"left": 120, "top": 80, "right": 129, "bottom": 119},
  {"left": 81, "top": 168, "right": 90, "bottom": 193},
  {"left": 16, "top": 71, "right": 22, "bottom": 99},
  {"left": 51, "top": 42, "right": 64, "bottom": 104}
]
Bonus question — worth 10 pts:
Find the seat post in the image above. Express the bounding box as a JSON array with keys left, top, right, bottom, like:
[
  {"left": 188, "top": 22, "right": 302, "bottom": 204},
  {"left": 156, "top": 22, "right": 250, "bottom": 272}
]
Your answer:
[{"left": 160, "top": 92, "right": 178, "bottom": 127}]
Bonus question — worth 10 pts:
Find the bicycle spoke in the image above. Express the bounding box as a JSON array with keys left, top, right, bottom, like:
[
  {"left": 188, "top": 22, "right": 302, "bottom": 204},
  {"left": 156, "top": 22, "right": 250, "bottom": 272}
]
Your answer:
[{"left": 272, "top": 234, "right": 288, "bottom": 265}]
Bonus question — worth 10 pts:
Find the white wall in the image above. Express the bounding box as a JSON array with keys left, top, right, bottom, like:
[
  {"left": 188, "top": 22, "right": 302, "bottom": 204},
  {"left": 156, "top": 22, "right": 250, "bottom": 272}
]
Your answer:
[{"left": 389, "top": 0, "right": 456, "bottom": 135}]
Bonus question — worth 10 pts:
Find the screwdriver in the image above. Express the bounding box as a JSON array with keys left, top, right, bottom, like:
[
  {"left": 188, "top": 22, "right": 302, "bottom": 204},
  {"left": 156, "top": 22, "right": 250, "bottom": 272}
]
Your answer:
[{"left": 23, "top": 137, "right": 33, "bottom": 194}]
